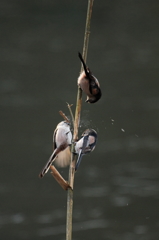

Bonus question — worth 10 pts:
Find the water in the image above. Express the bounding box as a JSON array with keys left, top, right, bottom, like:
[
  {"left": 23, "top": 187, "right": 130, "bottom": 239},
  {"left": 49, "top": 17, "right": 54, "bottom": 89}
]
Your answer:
[{"left": 1, "top": 1, "right": 159, "bottom": 239}]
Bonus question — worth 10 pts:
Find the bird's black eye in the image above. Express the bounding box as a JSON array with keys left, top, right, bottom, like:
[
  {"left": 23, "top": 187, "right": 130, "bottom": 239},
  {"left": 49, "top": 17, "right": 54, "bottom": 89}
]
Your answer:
[{"left": 64, "top": 121, "right": 70, "bottom": 125}]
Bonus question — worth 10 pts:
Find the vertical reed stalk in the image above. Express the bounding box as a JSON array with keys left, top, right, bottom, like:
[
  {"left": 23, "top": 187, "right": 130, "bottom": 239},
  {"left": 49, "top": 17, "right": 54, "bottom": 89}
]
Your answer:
[{"left": 66, "top": 1, "right": 94, "bottom": 240}]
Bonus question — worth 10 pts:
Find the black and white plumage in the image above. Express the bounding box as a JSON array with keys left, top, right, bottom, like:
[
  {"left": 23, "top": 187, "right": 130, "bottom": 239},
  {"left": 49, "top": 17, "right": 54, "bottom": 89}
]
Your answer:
[
  {"left": 78, "top": 52, "right": 102, "bottom": 103},
  {"left": 75, "top": 129, "right": 97, "bottom": 171},
  {"left": 39, "top": 121, "right": 72, "bottom": 178}
]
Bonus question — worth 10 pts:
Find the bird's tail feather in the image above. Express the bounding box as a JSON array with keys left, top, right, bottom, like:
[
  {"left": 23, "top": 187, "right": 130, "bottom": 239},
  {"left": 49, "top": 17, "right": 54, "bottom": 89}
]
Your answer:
[
  {"left": 75, "top": 149, "right": 83, "bottom": 171},
  {"left": 39, "top": 150, "right": 57, "bottom": 178},
  {"left": 78, "top": 52, "right": 89, "bottom": 77}
]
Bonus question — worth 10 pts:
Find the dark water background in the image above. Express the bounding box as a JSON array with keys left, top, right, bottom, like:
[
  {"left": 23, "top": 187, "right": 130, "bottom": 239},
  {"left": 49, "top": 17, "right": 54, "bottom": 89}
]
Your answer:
[{"left": 1, "top": 1, "right": 159, "bottom": 239}]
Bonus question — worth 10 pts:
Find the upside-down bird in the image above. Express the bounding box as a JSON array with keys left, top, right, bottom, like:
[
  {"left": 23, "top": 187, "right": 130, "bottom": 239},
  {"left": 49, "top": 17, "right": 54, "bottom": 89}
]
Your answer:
[
  {"left": 75, "top": 129, "right": 97, "bottom": 171},
  {"left": 78, "top": 52, "right": 101, "bottom": 103}
]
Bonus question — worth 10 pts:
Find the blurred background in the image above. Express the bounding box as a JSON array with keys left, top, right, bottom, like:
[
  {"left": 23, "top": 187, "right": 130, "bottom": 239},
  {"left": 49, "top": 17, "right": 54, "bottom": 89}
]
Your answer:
[{"left": 1, "top": 0, "right": 159, "bottom": 239}]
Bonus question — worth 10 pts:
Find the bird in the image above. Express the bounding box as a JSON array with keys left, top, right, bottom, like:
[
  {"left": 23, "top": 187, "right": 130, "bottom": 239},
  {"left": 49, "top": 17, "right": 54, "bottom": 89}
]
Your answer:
[
  {"left": 78, "top": 52, "right": 102, "bottom": 103},
  {"left": 39, "top": 121, "right": 72, "bottom": 178},
  {"left": 75, "top": 129, "right": 97, "bottom": 171}
]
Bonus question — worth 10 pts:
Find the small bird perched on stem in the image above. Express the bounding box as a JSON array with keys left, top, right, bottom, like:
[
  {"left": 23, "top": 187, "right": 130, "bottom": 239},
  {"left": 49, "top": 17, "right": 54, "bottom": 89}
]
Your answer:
[
  {"left": 78, "top": 52, "right": 102, "bottom": 103},
  {"left": 75, "top": 129, "right": 97, "bottom": 171},
  {"left": 39, "top": 121, "right": 72, "bottom": 178}
]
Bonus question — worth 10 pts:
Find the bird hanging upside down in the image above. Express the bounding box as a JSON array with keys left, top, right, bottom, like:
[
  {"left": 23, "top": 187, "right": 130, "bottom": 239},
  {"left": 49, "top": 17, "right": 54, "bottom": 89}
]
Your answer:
[
  {"left": 78, "top": 52, "right": 102, "bottom": 103},
  {"left": 75, "top": 129, "right": 97, "bottom": 171}
]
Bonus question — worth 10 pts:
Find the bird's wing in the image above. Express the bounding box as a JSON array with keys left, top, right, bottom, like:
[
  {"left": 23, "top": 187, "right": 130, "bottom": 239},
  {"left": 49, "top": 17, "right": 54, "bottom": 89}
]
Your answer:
[
  {"left": 75, "top": 135, "right": 89, "bottom": 171},
  {"left": 81, "top": 134, "right": 89, "bottom": 152},
  {"left": 53, "top": 128, "right": 58, "bottom": 150}
]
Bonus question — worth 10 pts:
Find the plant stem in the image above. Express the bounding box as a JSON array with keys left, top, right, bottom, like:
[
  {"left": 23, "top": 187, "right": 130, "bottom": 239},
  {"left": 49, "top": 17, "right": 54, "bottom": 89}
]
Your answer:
[
  {"left": 50, "top": 166, "right": 71, "bottom": 190},
  {"left": 66, "top": 1, "right": 94, "bottom": 240}
]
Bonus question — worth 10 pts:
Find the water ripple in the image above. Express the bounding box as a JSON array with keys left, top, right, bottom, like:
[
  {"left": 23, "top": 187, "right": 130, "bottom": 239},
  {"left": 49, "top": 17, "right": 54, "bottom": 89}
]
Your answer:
[{"left": 37, "top": 219, "right": 108, "bottom": 236}]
